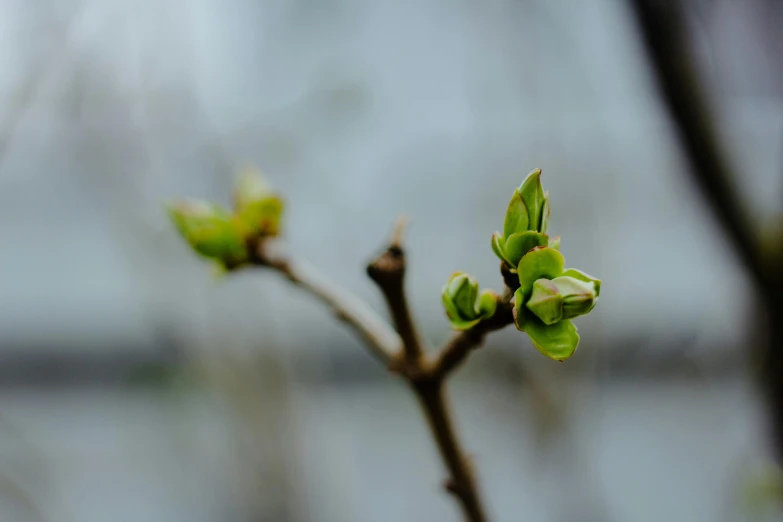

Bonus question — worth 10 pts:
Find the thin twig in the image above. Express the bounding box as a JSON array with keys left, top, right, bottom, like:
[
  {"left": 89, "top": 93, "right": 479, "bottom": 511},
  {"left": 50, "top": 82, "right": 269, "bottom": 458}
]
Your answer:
[
  {"left": 250, "top": 220, "right": 511, "bottom": 521},
  {"left": 366, "top": 220, "right": 492, "bottom": 522},
  {"left": 367, "top": 219, "right": 428, "bottom": 365},
  {"left": 431, "top": 296, "right": 514, "bottom": 381},
  {"left": 253, "top": 243, "right": 402, "bottom": 365},
  {"left": 414, "top": 379, "right": 487, "bottom": 522},
  {"left": 391, "top": 215, "right": 409, "bottom": 249}
]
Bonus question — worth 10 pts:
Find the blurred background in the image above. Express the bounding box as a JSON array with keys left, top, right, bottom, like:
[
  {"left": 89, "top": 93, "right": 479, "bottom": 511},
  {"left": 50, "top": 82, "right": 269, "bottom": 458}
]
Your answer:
[{"left": 1, "top": 0, "right": 782, "bottom": 520}]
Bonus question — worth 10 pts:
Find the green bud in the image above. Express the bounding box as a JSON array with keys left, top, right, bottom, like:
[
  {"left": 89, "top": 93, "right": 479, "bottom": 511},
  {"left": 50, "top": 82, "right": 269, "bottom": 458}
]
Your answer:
[
  {"left": 234, "top": 168, "right": 273, "bottom": 208},
  {"left": 525, "top": 279, "right": 563, "bottom": 325},
  {"left": 488, "top": 169, "right": 601, "bottom": 361},
  {"left": 560, "top": 268, "right": 601, "bottom": 298},
  {"left": 551, "top": 275, "right": 598, "bottom": 319},
  {"left": 492, "top": 169, "right": 554, "bottom": 270},
  {"left": 168, "top": 200, "right": 247, "bottom": 264},
  {"left": 510, "top": 249, "right": 600, "bottom": 361},
  {"left": 478, "top": 289, "right": 498, "bottom": 318},
  {"left": 234, "top": 169, "right": 284, "bottom": 238},
  {"left": 442, "top": 272, "right": 498, "bottom": 330},
  {"left": 526, "top": 275, "right": 598, "bottom": 325}
]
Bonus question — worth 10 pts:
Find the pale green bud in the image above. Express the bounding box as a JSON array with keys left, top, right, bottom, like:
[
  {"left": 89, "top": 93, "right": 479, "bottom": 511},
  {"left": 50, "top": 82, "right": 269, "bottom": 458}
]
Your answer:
[
  {"left": 560, "top": 268, "right": 602, "bottom": 298},
  {"left": 552, "top": 275, "right": 598, "bottom": 319},
  {"left": 234, "top": 168, "right": 273, "bottom": 209},
  {"left": 168, "top": 200, "right": 247, "bottom": 265},
  {"left": 525, "top": 279, "right": 563, "bottom": 325},
  {"left": 525, "top": 275, "right": 598, "bottom": 325},
  {"left": 234, "top": 169, "right": 284, "bottom": 238}
]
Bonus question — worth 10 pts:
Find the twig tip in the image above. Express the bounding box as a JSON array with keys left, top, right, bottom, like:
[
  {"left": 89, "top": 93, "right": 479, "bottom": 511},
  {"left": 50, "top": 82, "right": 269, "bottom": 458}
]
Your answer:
[{"left": 391, "top": 215, "right": 409, "bottom": 248}]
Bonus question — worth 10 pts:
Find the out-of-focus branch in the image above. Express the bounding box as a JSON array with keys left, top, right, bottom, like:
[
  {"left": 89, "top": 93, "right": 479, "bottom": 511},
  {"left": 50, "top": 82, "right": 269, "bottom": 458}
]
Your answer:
[
  {"left": 629, "top": 0, "right": 783, "bottom": 460},
  {"left": 252, "top": 242, "right": 402, "bottom": 366},
  {"left": 628, "top": 0, "right": 771, "bottom": 298}
]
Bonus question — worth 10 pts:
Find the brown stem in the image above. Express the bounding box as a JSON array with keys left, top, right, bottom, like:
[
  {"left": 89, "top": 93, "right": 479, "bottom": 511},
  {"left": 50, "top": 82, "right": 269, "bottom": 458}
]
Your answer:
[
  {"left": 366, "top": 220, "right": 500, "bottom": 522},
  {"left": 251, "top": 219, "right": 511, "bottom": 521},
  {"left": 414, "top": 379, "right": 487, "bottom": 522},
  {"left": 252, "top": 241, "right": 402, "bottom": 365},
  {"left": 431, "top": 295, "right": 514, "bottom": 380},
  {"left": 367, "top": 218, "right": 428, "bottom": 365}
]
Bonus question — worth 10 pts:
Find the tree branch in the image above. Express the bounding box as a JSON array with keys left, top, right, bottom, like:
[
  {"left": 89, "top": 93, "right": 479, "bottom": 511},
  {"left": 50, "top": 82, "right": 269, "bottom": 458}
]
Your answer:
[
  {"left": 414, "top": 379, "right": 487, "bottom": 522},
  {"left": 365, "top": 219, "right": 491, "bottom": 521},
  {"left": 251, "top": 241, "right": 402, "bottom": 366},
  {"left": 628, "top": 0, "right": 771, "bottom": 297},
  {"left": 367, "top": 218, "right": 428, "bottom": 366},
  {"left": 629, "top": 0, "right": 783, "bottom": 461},
  {"left": 245, "top": 217, "right": 512, "bottom": 521},
  {"left": 431, "top": 295, "right": 514, "bottom": 381}
]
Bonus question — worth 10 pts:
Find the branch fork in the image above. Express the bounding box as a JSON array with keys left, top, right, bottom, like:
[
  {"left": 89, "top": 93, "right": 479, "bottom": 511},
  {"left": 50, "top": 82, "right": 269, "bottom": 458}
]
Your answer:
[{"left": 247, "top": 218, "right": 514, "bottom": 522}]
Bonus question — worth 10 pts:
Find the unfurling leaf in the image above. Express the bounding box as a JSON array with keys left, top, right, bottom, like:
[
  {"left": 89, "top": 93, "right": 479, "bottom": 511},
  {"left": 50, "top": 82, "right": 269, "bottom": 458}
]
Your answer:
[{"left": 168, "top": 200, "right": 247, "bottom": 265}]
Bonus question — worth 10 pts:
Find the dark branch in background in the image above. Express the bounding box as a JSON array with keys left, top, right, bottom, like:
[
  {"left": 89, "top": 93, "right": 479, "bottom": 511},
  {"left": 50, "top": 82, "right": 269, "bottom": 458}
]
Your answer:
[
  {"left": 628, "top": 0, "right": 770, "bottom": 296},
  {"left": 629, "top": 0, "right": 783, "bottom": 460}
]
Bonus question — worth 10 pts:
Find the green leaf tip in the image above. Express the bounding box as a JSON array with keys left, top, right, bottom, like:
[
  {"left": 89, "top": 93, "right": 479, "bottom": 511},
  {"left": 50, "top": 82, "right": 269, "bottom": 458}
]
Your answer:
[
  {"left": 518, "top": 168, "right": 545, "bottom": 234},
  {"left": 492, "top": 168, "right": 553, "bottom": 272}
]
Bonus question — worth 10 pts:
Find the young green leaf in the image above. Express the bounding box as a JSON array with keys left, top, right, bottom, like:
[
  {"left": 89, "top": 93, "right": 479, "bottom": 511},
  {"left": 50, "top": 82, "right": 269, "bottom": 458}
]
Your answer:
[
  {"left": 503, "top": 231, "right": 549, "bottom": 269},
  {"left": 516, "top": 247, "right": 565, "bottom": 295},
  {"left": 168, "top": 200, "right": 247, "bottom": 264},
  {"left": 525, "top": 318, "right": 580, "bottom": 361},
  {"left": 518, "top": 169, "right": 545, "bottom": 232},
  {"left": 503, "top": 190, "right": 529, "bottom": 238}
]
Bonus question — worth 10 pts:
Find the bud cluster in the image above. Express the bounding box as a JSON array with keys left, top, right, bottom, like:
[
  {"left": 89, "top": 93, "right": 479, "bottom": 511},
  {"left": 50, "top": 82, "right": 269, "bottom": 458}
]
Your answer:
[
  {"left": 168, "top": 169, "right": 284, "bottom": 268},
  {"left": 442, "top": 169, "right": 601, "bottom": 361}
]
